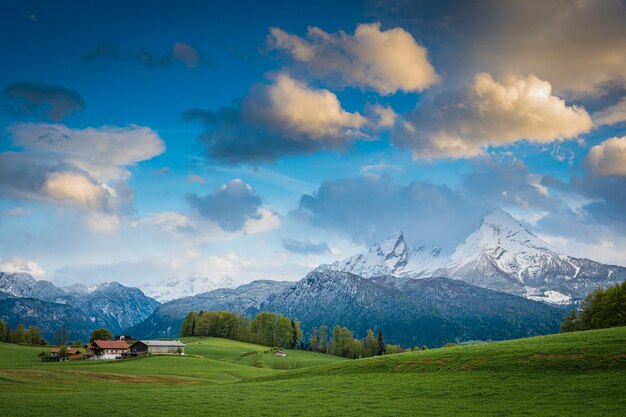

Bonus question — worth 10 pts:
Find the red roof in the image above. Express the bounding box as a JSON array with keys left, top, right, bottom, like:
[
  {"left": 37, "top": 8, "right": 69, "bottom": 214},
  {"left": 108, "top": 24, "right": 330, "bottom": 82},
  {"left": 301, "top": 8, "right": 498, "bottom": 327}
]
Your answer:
[
  {"left": 50, "top": 348, "right": 80, "bottom": 355},
  {"left": 90, "top": 340, "right": 129, "bottom": 349}
]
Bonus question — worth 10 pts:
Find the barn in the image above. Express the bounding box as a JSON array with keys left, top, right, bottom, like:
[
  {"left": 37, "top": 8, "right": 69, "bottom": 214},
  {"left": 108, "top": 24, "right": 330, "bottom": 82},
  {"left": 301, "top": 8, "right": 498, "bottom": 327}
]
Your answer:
[{"left": 130, "top": 340, "right": 186, "bottom": 355}]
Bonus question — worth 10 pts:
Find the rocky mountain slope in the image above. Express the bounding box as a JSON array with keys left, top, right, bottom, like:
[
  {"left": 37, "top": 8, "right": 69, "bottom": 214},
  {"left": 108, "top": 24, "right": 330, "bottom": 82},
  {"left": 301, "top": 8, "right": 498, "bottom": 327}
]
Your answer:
[
  {"left": 0, "top": 297, "right": 95, "bottom": 342},
  {"left": 319, "top": 210, "right": 626, "bottom": 304},
  {"left": 129, "top": 270, "right": 565, "bottom": 347},
  {"left": 0, "top": 272, "right": 159, "bottom": 337}
]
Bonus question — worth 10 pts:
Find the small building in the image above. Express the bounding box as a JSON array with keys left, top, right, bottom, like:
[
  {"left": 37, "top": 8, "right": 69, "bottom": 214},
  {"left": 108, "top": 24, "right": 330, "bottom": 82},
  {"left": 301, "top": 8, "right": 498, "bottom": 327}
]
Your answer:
[
  {"left": 115, "top": 334, "right": 137, "bottom": 344},
  {"left": 85, "top": 340, "right": 129, "bottom": 360},
  {"left": 130, "top": 340, "right": 186, "bottom": 355},
  {"left": 49, "top": 347, "right": 82, "bottom": 361},
  {"left": 273, "top": 350, "right": 287, "bottom": 357}
]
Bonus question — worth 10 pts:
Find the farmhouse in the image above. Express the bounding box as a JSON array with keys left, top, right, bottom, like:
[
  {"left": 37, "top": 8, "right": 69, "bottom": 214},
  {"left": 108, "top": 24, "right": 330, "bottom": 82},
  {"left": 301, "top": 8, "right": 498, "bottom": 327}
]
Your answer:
[
  {"left": 128, "top": 340, "right": 186, "bottom": 356},
  {"left": 85, "top": 340, "right": 129, "bottom": 360},
  {"left": 49, "top": 348, "right": 82, "bottom": 361}
]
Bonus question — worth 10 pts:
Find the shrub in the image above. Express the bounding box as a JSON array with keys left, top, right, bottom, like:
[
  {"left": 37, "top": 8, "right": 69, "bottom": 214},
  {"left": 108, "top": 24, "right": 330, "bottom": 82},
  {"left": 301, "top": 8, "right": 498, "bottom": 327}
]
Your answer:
[{"left": 251, "top": 360, "right": 266, "bottom": 368}]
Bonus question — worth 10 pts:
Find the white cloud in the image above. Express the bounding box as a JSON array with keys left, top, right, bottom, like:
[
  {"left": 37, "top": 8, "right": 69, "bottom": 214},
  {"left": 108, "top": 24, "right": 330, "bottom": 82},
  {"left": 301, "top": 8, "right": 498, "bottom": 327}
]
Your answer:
[
  {"left": 243, "top": 73, "right": 366, "bottom": 140},
  {"left": 538, "top": 233, "right": 626, "bottom": 268},
  {"left": 2, "top": 123, "right": 165, "bottom": 212},
  {"left": 368, "top": 104, "right": 397, "bottom": 128},
  {"left": 0, "top": 257, "right": 46, "bottom": 278},
  {"left": 84, "top": 212, "right": 122, "bottom": 233},
  {"left": 9, "top": 123, "right": 164, "bottom": 180},
  {"left": 584, "top": 136, "right": 626, "bottom": 176},
  {"left": 243, "top": 207, "right": 280, "bottom": 234},
  {"left": 593, "top": 97, "right": 626, "bottom": 127},
  {"left": 43, "top": 171, "right": 106, "bottom": 209},
  {"left": 268, "top": 22, "right": 438, "bottom": 95},
  {"left": 396, "top": 73, "right": 593, "bottom": 159}
]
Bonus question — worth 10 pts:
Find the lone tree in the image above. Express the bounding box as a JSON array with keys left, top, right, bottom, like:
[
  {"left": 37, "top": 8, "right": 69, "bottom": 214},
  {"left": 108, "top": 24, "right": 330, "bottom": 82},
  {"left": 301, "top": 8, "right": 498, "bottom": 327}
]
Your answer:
[
  {"left": 376, "top": 330, "right": 386, "bottom": 356},
  {"left": 89, "top": 328, "right": 113, "bottom": 343}
]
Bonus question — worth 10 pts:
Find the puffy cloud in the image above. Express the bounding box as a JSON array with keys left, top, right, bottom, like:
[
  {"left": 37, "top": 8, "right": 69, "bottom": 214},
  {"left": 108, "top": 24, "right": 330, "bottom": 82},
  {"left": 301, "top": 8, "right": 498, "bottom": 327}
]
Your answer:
[
  {"left": 292, "top": 174, "right": 485, "bottom": 249},
  {"left": 268, "top": 22, "right": 438, "bottom": 94},
  {"left": 186, "top": 179, "right": 278, "bottom": 233},
  {"left": 9, "top": 123, "right": 164, "bottom": 181},
  {"left": 282, "top": 238, "right": 330, "bottom": 255},
  {"left": 173, "top": 42, "right": 200, "bottom": 68},
  {"left": 0, "top": 257, "right": 45, "bottom": 278},
  {"left": 1, "top": 81, "right": 84, "bottom": 121},
  {"left": 395, "top": 73, "right": 593, "bottom": 159},
  {"left": 467, "top": 0, "right": 626, "bottom": 98},
  {"left": 584, "top": 137, "right": 626, "bottom": 176},
  {"left": 367, "top": 104, "right": 397, "bottom": 128},
  {"left": 593, "top": 97, "right": 626, "bottom": 127},
  {"left": 1, "top": 123, "right": 164, "bottom": 212},
  {"left": 42, "top": 171, "right": 106, "bottom": 209},
  {"left": 183, "top": 74, "right": 374, "bottom": 164},
  {"left": 243, "top": 73, "right": 366, "bottom": 139}
]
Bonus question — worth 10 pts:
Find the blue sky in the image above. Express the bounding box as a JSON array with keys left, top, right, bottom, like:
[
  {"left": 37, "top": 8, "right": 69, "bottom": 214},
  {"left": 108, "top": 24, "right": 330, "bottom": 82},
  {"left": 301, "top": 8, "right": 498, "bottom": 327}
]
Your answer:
[{"left": 1, "top": 0, "right": 625, "bottom": 287}]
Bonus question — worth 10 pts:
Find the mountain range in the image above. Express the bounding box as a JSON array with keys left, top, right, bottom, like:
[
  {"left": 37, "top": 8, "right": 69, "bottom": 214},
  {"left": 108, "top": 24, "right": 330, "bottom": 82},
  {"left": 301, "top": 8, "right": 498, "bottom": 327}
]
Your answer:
[
  {"left": 319, "top": 210, "right": 626, "bottom": 305},
  {"left": 0, "top": 272, "right": 158, "bottom": 341},
  {"left": 129, "top": 270, "right": 566, "bottom": 347},
  {"left": 1, "top": 209, "right": 623, "bottom": 347}
]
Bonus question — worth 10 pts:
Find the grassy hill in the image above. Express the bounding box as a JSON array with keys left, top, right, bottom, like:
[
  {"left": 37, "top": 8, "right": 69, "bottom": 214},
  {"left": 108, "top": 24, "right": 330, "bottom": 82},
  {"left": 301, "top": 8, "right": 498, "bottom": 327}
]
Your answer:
[{"left": 0, "top": 328, "right": 625, "bottom": 416}]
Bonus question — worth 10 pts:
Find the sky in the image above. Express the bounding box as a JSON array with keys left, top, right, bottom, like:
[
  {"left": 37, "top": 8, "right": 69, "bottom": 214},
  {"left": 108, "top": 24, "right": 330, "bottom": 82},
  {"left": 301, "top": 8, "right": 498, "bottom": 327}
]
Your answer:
[{"left": 0, "top": 0, "right": 625, "bottom": 288}]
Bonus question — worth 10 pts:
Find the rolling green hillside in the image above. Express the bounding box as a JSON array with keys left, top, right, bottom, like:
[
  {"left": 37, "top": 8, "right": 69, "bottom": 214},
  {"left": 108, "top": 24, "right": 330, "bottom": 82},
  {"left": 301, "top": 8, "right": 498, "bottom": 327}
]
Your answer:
[{"left": 1, "top": 328, "right": 625, "bottom": 416}]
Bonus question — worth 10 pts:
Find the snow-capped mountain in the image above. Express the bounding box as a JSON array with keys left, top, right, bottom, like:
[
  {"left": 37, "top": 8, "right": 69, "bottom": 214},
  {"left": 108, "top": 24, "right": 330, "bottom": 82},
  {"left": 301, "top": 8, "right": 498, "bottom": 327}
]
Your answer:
[
  {"left": 141, "top": 276, "right": 237, "bottom": 302},
  {"left": 319, "top": 210, "right": 626, "bottom": 305},
  {"left": 317, "top": 231, "right": 447, "bottom": 278},
  {"left": 0, "top": 272, "right": 159, "bottom": 335},
  {"left": 130, "top": 270, "right": 565, "bottom": 346}
]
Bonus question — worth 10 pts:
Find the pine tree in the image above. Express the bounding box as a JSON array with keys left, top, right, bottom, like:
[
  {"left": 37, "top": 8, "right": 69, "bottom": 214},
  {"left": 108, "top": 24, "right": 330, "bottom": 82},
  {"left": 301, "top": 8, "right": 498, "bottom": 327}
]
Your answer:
[
  {"left": 376, "top": 330, "right": 386, "bottom": 356},
  {"left": 0, "top": 320, "right": 6, "bottom": 342},
  {"left": 364, "top": 329, "right": 377, "bottom": 357},
  {"left": 560, "top": 309, "right": 579, "bottom": 333},
  {"left": 25, "top": 326, "right": 43, "bottom": 345},
  {"left": 12, "top": 324, "right": 25, "bottom": 344},
  {"left": 319, "top": 325, "right": 328, "bottom": 353}
]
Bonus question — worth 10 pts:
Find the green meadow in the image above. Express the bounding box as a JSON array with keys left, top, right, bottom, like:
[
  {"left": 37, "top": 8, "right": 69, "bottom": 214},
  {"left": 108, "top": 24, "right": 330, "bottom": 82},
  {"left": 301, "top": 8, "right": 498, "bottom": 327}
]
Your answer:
[{"left": 1, "top": 327, "right": 625, "bottom": 416}]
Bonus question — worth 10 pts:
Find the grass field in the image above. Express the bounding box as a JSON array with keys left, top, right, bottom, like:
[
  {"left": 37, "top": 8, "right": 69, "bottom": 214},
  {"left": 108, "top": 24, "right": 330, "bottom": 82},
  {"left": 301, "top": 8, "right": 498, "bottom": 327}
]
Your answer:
[{"left": 1, "top": 328, "right": 625, "bottom": 416}]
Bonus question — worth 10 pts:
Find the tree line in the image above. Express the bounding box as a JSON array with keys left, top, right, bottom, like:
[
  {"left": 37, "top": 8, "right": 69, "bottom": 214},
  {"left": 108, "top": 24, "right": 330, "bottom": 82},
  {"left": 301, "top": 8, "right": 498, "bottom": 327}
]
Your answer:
[
  {"left": 561, "top": 281, "right": 626, "bottom": 332},
  {"left": 0, "top": 320, "right": 45, "bottom": 346},
  {"left": 307, "top": 325, "right": 407, "bottom": 358},
  {"left": 181, "top": 310, "right": 302, "bottom": 349},
  {"left": 181, "top": 310, "right": 411, "bottom": 359}
]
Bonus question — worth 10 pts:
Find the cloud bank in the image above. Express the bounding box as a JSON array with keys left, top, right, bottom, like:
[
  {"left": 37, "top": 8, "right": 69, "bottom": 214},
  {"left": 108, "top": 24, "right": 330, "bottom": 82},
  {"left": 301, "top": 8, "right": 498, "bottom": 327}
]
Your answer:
[
  {"left": 268, "top": 22, "right": 438, "bottom": 94},
  {"left": 396, "top": 73, "right": 593, "bottom": 159}
]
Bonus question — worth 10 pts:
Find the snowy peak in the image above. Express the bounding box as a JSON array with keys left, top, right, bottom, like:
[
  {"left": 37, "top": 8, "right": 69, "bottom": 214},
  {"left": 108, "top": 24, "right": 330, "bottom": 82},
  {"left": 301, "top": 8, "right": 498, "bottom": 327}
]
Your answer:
[
  {"left": 369, "top": 230, "right": 409, "bottom": 273},
  {"left": 317, "top": 209, "right": 626, "bottom": 305},
  {"left": 319, "top": 230, "right": 445, "bottom": 278},
  {"left": 142, "top": 276, "right": 236, "bottom": 302},
  {"left": 451, "top": 210, "right": 553, "bottom": 264}
]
